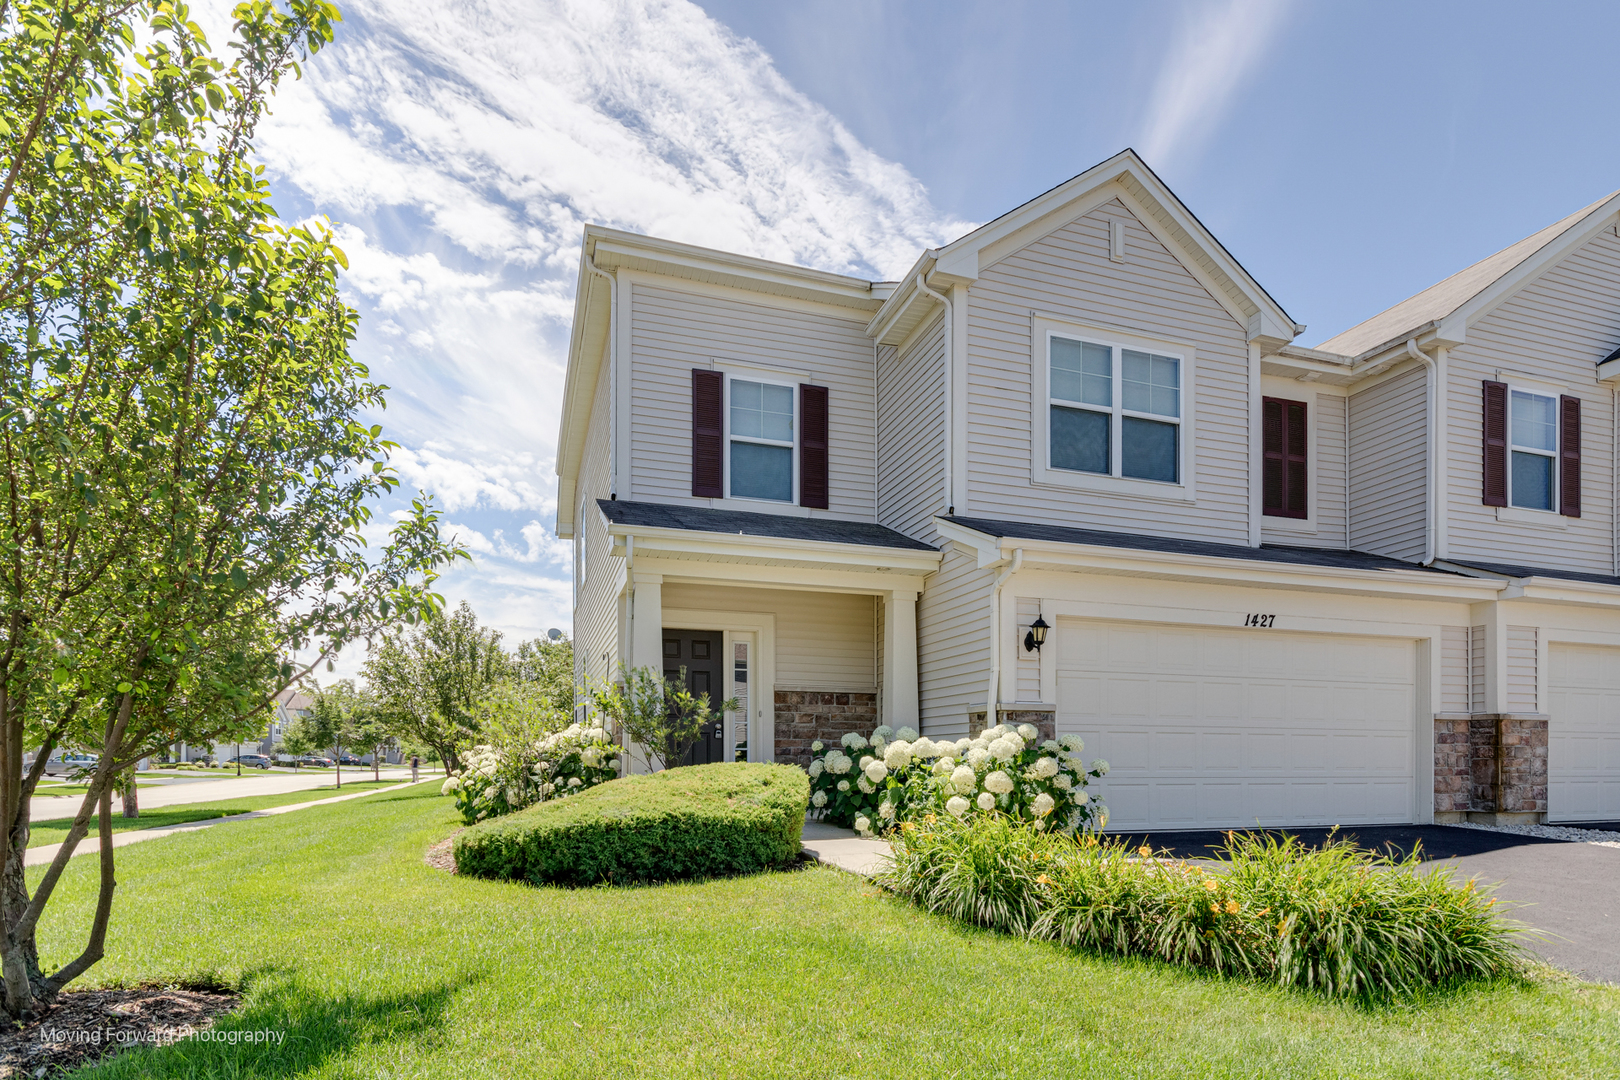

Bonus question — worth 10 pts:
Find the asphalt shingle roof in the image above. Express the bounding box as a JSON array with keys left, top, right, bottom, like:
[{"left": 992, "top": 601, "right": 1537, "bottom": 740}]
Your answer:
[{"left": 596, "top": 500, "right": 936, "bottom": 551}]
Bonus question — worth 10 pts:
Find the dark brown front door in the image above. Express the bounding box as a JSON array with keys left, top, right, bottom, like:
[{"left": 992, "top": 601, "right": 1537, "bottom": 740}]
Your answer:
[{"left": 663, "top": 629, "right": 727, "bottom": 766}]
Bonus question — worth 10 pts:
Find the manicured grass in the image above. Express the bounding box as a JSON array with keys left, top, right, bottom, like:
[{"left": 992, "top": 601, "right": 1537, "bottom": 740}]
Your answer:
[
  {"left": 30, "top": 787, "right": 1620, "bottom": 1079},
  {"left": 27, "top": 780, "right": 405, "bottom": 847}
]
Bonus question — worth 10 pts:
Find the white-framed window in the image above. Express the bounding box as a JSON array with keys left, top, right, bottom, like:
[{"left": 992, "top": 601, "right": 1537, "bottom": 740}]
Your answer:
[
  {"left": 1508, "top": 387, "right": 1557, "bottom": 512},
  {"left": 728, "top": 376, "right": 796, "bottom": 503},
  {"left": 1048, "top": 333, "right": 1183, "bottom": 485}
]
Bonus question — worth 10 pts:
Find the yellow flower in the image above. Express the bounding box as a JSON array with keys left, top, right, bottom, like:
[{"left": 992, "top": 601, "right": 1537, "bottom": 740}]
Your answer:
[
  {"left": 1209, "top": 903, "right": 1220, "bottom": 914},
  {"left": 1036, "top": 873, "right": 1053, "bottom": 885},
  {"left": 1202, "top": 878, "right": 1219, "bottom": 893},
  {"left": 1225, "top": 899, "right": 1239, "bottom": 915},
  {"left": 1138, "top": 845, "right": 1152, "bottom": 859}
]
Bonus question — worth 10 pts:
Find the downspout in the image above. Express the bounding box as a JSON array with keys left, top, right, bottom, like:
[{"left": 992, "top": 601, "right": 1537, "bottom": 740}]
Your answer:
[
  {"left": 1403, "top": 338, "right": 1437, "bottom": 565},
  {"left": 1613, "top": 387, "right": 1618, "bottom": 577},
  {"left": 624, "top": 533, "right": 635, "bottom": 667},
  {"left": 916, "top": 270, "right": 954, "bottom": 515},
  {"left": 583, "top": 251, "right": 618, "bottom": 499},
  {"left": 873, "top": 339, "right": 881, "bottom": 520},
  {"left": 983, "top": 548, "right": 1024, "bottom": 729}
]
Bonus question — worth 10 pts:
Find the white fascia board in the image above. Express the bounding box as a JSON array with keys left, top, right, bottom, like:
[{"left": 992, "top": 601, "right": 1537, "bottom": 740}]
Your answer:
[
  {"left": 554, "top": 234, "right": 612, "bottom": 526},
  {"left": 936, "top": 520, "right": 1503, "bottom": 601},
  {"left": 865, "top": 251, "right": 937, "bottom": 341},
  {"left": 1598, "top": 356, "right": 1620, "bottom": 383},
  {"left": 631, "top": 556, "right": 929, "bottom": 597},
  {"left": 591, "top": 238, "right": 878, "bottom": 312},
  {"left": 1435, "top": 197, "right": 1620, "bottom": 346},
  {"left": 602, "top": 521, "right": 940, "bottom": 575}
]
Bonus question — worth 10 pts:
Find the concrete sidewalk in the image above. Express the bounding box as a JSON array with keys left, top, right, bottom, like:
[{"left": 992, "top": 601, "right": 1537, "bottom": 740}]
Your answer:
[
  {"left": 29, "top": 768, "right": 421, "bottom": 822},
  {"left": 801, "top": 818, "right": 890, "bottom": 877},
  {"left": 25, "top": 779, "right": 425, "bottom": 867}
]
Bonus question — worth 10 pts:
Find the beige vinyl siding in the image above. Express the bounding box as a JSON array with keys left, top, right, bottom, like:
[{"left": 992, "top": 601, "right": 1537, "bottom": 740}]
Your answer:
[
  {"left": 1470, "top": 624, "right": 1486, "bottom": 712},
  {"left": 1440, "top": 625, "right": 1470, "bottom": 713},
  {"left": 917, "top": 543, "right": 993, "bottom": 738},
  {"left": 1444, "top": 228, "right": 1620, "bottom": 575},
  {"left": 963, "top": 199, "right": 1251, "bottom": 544},
  {"left": 1348, "top": 366, "right": 1427, "bottom": 561},
  {"left": 627, "top": 280, "right": 876, "bottom": 519},
  {"left": 1261, "top": 388, "right": 1348, "bottom": 548},
  {"left": 877, "top": 318, "right": 945, "bottom": 543},
  {"left": 575, "top": 349, "right": 623, "bottom": 692},
  {"left": 660, "top": 584, "right": 876, "bottom": 692},
  {"left": 1507, "top": 624, "right": 1538, "bottom": 713},
  {"left": 1014, "top": 594, "right": 1041, "bottom": 701}
]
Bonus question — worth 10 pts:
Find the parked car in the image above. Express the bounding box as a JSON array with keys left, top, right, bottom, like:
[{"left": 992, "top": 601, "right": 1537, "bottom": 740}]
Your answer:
[
  {"left": 43, "top": 752, "right": 99, "bottom": 777},
  {"left": 227, "top": 754, "right": 272, "bottom": 770},
  {"left": 336, "top": 753, "right": 364, "bottom": 767},
  {"left": 296, "top": 755, "right": 333, "bottom": 768}
]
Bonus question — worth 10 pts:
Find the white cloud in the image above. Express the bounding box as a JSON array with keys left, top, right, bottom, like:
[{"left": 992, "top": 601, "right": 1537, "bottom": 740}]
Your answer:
[{"left": 1138, "top": 0, "right": 1293, "bottom": 174}]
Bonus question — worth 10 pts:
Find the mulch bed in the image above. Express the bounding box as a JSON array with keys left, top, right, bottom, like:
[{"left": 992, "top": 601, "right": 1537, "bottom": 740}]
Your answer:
[
  {"left": 424, "top": 829, "right": 464, "bottom": 873},
  {"left": 0, "top": 982, "right": 238, "bottom": 1078}
]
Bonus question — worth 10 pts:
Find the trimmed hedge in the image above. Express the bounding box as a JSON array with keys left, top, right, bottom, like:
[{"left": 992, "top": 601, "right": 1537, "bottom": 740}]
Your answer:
[{"left": 452, "top": 762, "right": 809, "bottom": 886}]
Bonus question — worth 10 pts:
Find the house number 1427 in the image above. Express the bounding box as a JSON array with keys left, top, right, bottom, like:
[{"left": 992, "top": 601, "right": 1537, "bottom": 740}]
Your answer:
[{"left": 1243, "top": 613, "right": 1276, "bottom": 628}]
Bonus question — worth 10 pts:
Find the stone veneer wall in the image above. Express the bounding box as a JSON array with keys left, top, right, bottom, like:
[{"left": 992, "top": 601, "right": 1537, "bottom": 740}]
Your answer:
[
  {"left": 774, "top": 691, "right": 877, "bottom": 770},
  {"left": 1437, "top": 713, "right": 1549, "bottom": 824},
  {"left": 967, "top": 709, "right": 1056, "bottom": 744},
  {"left": 1432, "top": 715, "right": 1471, "bottom": 819}
]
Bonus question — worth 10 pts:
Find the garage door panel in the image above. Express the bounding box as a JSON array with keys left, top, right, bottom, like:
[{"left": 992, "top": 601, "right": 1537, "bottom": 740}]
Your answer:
[
  {"left": 1550, "top": 643, "right": 1620, "bottom": 822},
  {"left": 1057, "top": 619, "right": 1416, "bottom": 831}
]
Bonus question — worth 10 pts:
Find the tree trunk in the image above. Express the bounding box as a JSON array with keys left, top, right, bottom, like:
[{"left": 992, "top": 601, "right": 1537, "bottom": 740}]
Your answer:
[
  {"left": 121, "top": 773, "right": 138, "bottom": 818},
  {"left": 372, "top": 747, "right": 379, "bottom": 784}
]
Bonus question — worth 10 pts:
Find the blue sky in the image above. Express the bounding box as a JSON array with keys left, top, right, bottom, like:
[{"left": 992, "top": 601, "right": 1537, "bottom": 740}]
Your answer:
[{"left": 225, "top": 0, "right": 1620, "bottom": 675}]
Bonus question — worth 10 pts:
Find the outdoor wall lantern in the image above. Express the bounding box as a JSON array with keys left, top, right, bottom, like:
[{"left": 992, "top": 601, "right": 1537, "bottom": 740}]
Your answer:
[{"left": 1023, "top": 615, "right": 1049, "bottom": 653}]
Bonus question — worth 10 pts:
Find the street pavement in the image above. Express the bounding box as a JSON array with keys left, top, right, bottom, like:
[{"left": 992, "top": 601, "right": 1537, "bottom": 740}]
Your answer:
[{"left": 29, "top": 766, "right": 434, "bottom": 821}]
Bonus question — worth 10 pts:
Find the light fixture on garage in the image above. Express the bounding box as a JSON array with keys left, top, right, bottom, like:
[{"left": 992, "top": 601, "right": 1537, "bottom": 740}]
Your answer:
[{"left": 1023, "top": 615, "right": 1049, "bottom": 653}]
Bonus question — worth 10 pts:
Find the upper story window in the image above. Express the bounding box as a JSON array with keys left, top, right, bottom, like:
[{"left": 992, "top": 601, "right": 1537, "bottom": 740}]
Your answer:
[
  {"left": 728, "top": 378, "right": 795, "bottom": 502},
  {"left": 1509, "top": 389, "right": 1557, "bottom": 511},
  {"left": 1049, "top": 335, "right": 1182, "bottom": 484}
]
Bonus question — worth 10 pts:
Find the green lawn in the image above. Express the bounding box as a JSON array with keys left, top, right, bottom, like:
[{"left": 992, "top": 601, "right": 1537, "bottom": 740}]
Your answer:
[
  {"left": 30, "top": 787, "right": 1620, "bottom": 1079},
  {"left": 28, "top": 780, "right": 407, "bottom": 847}
]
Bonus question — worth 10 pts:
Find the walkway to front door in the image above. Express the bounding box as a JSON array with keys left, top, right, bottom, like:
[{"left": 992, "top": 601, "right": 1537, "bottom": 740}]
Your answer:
[{"left": 664, "top": 628, "right": 728, "bottom": 766}]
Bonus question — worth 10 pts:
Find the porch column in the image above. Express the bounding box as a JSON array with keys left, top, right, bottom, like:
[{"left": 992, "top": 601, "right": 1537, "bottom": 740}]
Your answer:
[
  {"left": 883, "top": 589, "right": 919, "bottom": 728},
  {"left": 629, "top": 570, "right": 664, "bottom": 676}
]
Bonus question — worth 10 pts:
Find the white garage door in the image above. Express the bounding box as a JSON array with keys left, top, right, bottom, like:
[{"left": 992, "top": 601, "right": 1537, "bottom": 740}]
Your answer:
[
  {"left": 1549, "top": 643, "right": 1620, "bottom": 822},
  {"left": 1057, "top": 619, "right": 1416, "bottom": 831}
]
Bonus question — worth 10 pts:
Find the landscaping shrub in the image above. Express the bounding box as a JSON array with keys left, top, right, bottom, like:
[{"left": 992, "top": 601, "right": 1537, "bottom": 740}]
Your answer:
[
  {"left": 882, "top": 814, "right": 1528, "bottom": 999},
  {"left": 452, "top": 762, "right": 808, "bottom": 886},
  {"left": 441, "top": 722, "right": 621, "bottom": 826},
  {"left": 807, "top": 723, "right": 1107, "bottom": 835}
]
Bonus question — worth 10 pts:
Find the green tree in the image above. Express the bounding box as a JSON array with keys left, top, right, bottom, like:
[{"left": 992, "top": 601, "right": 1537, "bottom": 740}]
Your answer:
[
  {"left": 365, "top": 601, "right": 508, "bottom": 775},
  {"left": 308, "top": 679, "right": 387, "bottom": 788},
  {"left": 0, "top": 0, "right": 462, "bottom": 1016},
  {"left": 590, "top": 665, "right": 737, "bottom": 771},
  {"left": 512, "top": 633, "right": 574, "bottom": 716}
]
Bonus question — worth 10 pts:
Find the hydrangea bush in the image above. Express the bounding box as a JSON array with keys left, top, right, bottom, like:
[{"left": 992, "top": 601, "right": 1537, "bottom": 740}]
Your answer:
[
  {"left": 806, "top": 722, "right": 1108, "bottom": 835},
  {"left": 442, "top": 723, "right": 621, "bottom": 825}
]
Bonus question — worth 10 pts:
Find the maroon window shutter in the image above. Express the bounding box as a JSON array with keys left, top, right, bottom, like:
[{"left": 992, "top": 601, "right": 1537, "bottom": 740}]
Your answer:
[
  {"left": 800, "top": 383, "right": 829, "bottom": 509},
  {"left": 1481, "top": 380, "right": 1508, "bottom": 507},
  {"left": 691, "top": 369, "right": 724, "bottom": 498},
  {"left": 1262, "top": 397, "right": 1307, "bottom": 518},
  {"left": 1559, "top": 394, "right": 1582, "bottom": 517}
]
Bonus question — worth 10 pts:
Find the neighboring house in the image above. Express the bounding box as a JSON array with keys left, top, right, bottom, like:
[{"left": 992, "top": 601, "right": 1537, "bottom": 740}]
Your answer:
[{"left": 556, "top": 148, "right": 1620, "bottom": 831}]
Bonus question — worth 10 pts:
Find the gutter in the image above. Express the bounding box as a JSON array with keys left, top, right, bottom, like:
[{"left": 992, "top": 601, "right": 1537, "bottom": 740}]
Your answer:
[
  {"left": 1402, "top": 338, "right": 1439, "bottom": 566},
  {"left": 983, "top": 547, "right": 1024, "bottom": 725},
  {"left": 915, "top": 268, "right": 955, "bottom": 515},
  {"left": 583, "top": 250, "right": 618, "bottom": 499}
]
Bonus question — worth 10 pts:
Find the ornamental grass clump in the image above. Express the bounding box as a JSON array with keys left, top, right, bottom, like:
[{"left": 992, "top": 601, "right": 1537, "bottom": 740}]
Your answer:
[
  {"left": 806, "top": 723, "right": 1107, "bottom": 835},
  {"left": 881, "top": 815, "right": 1529, "bottom": 1000}
]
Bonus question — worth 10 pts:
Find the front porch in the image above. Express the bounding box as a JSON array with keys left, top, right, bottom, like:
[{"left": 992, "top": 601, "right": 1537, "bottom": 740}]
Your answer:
[{"left": 599, "top": 500, "right": 940, "bottom": 768}]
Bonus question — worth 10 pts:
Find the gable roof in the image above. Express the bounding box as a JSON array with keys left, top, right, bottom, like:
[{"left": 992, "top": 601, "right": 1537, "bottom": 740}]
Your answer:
[
  {"left": 1319, "top": 190, "right": 1620, "bottom": 359},
  {"left": 868, "top": 149, "right": 1303, "bottom": 348}
]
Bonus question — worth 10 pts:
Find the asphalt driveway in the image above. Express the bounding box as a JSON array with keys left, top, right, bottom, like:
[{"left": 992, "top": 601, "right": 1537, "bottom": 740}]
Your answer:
[{"left": 1114, "top": 824, "right": 1620, "bottom": 984}]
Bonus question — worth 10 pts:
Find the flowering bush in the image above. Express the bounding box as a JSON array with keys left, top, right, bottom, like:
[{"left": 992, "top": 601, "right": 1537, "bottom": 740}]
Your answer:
[
  {"left": 441, "top": 723, "right": 621, "bottom": 825},
  {"left": 806, "top": 722, "right": 1107, "bottom": 834}
]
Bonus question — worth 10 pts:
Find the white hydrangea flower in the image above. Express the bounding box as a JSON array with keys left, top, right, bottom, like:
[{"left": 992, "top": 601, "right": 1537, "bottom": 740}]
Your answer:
[
  {"left": 854, "top": 815, "right": 872, "bottom": 835},
  {"left": 827, "top": 752, "right": 853, "bottom": 775},
  {"left": 1092, "top": 759, "right": 1110, "bottom": 775},
  {"left": 1034, "top": 818, "right": 1048, "bottom": 831},
  {"left": 1041, "top": 739, "right": 1061, "bottom": 753},
  {"left": 983, "top": 770, "right": 1014, "bottom": 795},
  {"left": 931, "top": 758, "right": 954, "bottom": 777},
  {"left": 950, "top": 765, "right": 977, "bottom": 794},
  {"left": 1060, "top": 734, "right": 1085, "bottom": 753},
  {"left": 841, "top": 732, "right": 868, "bottom": 750},
  {"left": 1032, "top": 792, "right": 1056, "bottom": 817},
  {"left": 910, "top": 737, "right": 937, "bottom": 759},
  {"left": 989, "top": 736, "right": 1021, "bottom": 762},
  {"left": 872, "top": 725, "right": 895, "bottom": 741},
  {"left": 976, "top": 792, "right": 996, "bottom": 811},
  {"left": 954, "top": 738, "right": 973, "bottom": 756},
  {"left": 883, "top": 741, "right": 912, "bottom": 770},
  {"left": 440, "top": 777, "right": 460, "bottom": 795},
  {"left": 859, "top": 756, "right": 875, "bottom": 773},
  {"left": 808, "top": 759, "right": 824, "bottom": 779},
  {"left": 837, "top": 779, "right": 851, "bottom": 792},
  {"left": 1053, "top": 774, "right": 1073, "bottom": 791},
  {"left": 568, "top": 777, "right": 582, "bottom": 788},
  {"left": 811, "top": 740, "right": 824, "bottom": 752},
  {"left": 879, "top": 800, "right": 896, "bottom": 821},
  {"left": 945, "top": 795, "right": 970, "bottom": 818},
  {"left": 1072, "top": 789, "right": 1089, "bottom": 804},
  {"left": 864, "top": 760, "right": 888, "bottom": 783},
  {"left": 1017, "top": 723, "right": 1039, "bottom": 741},
  {"left": 1032, "top": 756, "right": 1060, "bottom": 780},
  {"left": 895, "top": 726, "right": 919, "bottom": 742},
  {"left": 966, "top": 747, "right": 990, "bottom": 769},
  {"left": 811, "top": 790, "right": 828, "bottom": 808},
  {"left": 857, "top": 776, "right": 875, "bottom": 794}
]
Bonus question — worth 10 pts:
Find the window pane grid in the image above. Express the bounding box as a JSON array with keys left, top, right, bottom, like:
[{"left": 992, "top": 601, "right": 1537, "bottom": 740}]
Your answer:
[
  {"left": 1508, "top": 388, "right": 1556, "bottom": 512},
  {"left": 1048, "top": 336, "right": 1181, "bottom": 485},
  {"left": 729, "top": 377, "right": 795, "bottom": 502}
]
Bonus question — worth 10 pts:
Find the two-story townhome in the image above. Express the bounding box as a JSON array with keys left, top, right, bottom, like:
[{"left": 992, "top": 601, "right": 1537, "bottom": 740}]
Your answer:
[{"left": 556, "top": 149, "right": 1620, "bottom": 831}]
